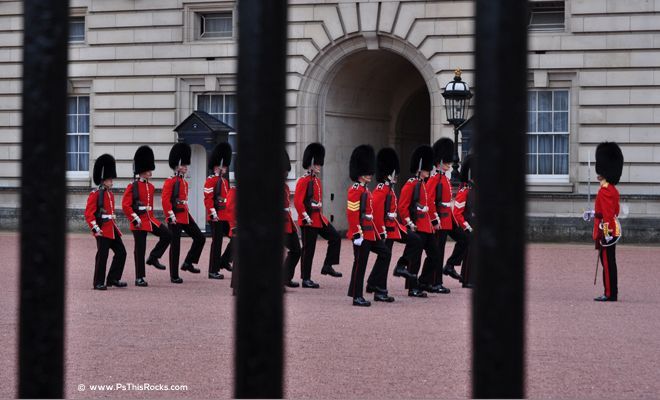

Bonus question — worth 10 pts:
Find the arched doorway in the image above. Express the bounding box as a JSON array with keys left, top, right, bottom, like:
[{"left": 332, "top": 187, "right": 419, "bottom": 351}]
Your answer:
[{"left": 319, "top": 50, "right": 431, "bottom": 230}]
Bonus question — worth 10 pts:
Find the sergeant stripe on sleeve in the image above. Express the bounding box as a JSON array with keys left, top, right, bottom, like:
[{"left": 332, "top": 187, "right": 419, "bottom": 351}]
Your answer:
[{"left": 347, "top": 200, "right": 360, "bottom": 211}]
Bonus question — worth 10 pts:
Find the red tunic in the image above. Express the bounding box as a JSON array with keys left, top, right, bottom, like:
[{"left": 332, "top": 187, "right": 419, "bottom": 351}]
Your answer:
[
  {"left": 593, "top": 181, "right": 621, "bottom": 243},
  {"left": 84, "top": 188, "right": 121, "bottom": 239},
  {"left": 372, "top": 182, "right": 406, "bottom": 240},
  {"left": 203, "top": 174, "right": 230, "bottom": 222},
  {"left": 121, "top": 179, "right": 162, "bottom": 232},
  {"left": 161, "top": 175, "right": 190, "bottom": 225},
  {"left": 453, "top": 185, "right": 472, "bottom": 231},
  {"left": 226, "top": 186, "right": 237, "bottom": 237},
  {"left": 427, "top": 172, "right": 453, "bottom": 230},
  {"left": 346, "top": 182, "right": 377, "bottom": 241},
  {"left": 293, "top": 173, "right": 329, "bottom": 228},
  {"left": 398, "top": 177, "right": 433, "bottom": 234},
  {"left": 284, "top": 184, "right": 296, "bottom": 234}
]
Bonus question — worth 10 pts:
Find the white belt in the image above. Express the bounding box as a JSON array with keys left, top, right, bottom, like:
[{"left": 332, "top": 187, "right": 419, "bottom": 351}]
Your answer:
[
  {"left": 440, "top": 202, "right": 451, "bottom": 207},
  {"left": 101, "top": 214, "right": 116, "bottom": 219},
  {"left": 138, "top": 206, "right": 152, "bottom": 211},
  {"left": 177, "top": 200, "right": 188, "bottom": 204}
]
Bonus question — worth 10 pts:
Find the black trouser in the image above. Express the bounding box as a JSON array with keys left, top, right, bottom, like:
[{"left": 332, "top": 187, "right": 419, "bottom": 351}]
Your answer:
[
  {"left": 220, "top": 236, "right": 234, "bottom": 269},
  {"left": 168, "top": 214, "right": 206, "bottom": 279},
  {"left": 300, "top": 223, "right": 341, "bottom": 280},
  {"left": 445, "top": 220, "right": 469, "bottom": 267},
  {"left": 94, "top": 227, "right": 126, "bottom": 287},
  {"left": 367, "top": 231, "right": 422, "bottom": 291},
  {"left": 284, "top": 230, "right": 302, "bottom": 282},
  {"left": 132, "top": 224, "right": 171, "bottom": 279},
  {"left": 600, "top": 244, "right": 618, "bottom": 299},
  {"left": 460, "top": 232, "right": 474, "bottom": 287},
  {"left": 209, "top": 221, "right": 230, "bottom": 273},
  {"left": 408, "top": 231, "right": 440, "bottom": 289},
  {"left": 348, "top": 239, "right": 391, "bottom": 298}
]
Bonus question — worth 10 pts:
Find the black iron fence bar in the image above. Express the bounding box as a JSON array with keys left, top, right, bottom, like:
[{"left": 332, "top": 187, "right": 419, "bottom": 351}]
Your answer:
[
  {"left": 473, "top": 0, "right": 528, "bottom": 398},
  {"left": 18, "top": 0, "right": 70, "bottom": 398},
  {"left": 234, "top": 0, "right": 287, "bottom": 398}
]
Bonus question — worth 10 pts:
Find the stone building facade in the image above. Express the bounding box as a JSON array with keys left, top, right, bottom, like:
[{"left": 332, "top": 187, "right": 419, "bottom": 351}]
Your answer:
[{"left": 1, "top": 0, "right": 659, "bottom": 240}]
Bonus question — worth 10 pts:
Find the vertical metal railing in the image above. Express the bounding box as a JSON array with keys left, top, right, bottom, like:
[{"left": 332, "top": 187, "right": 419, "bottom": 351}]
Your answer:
[
  {"left": 18, "top": 1, "right": 69, "bottom": 398},
  {"left": 473, "top": 0, "right": 528, "bottom": 398},
  {"left": 234, "top": 0, "right": 287, "bottom": 398}
]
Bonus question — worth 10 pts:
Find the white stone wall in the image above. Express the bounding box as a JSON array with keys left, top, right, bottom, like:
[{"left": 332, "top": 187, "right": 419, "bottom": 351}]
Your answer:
[{"left": 1, "top": 0, "right": 660, "bottom": 220}]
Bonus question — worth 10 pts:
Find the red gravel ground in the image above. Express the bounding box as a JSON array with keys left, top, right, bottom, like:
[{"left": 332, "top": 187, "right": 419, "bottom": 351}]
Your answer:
[{"left": 1, "top": 231, "right": 659, "bottom": 399}]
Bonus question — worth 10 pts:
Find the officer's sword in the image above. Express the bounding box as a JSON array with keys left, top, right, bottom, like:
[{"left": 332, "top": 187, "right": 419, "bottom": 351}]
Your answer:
[{"left": 594, "top": 250, "right": 600, "bottom": 286}]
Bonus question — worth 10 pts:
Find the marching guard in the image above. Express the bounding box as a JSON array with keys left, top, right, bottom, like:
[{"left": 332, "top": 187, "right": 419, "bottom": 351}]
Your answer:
[
  {"left": 121, "top": 146, "right": 171, "bottom": 287},
  {"left": 162, "top": 143, "right": 206, "bottom": 284},
  {"left": 368, "top": 148, "right": 419, "bottom": 301},
  {"left": 398, "top": 145, "right": 442, "bottom": 297},
  {"left": 453, "top": 155, "right": 476, "bottom": 288},
  {"left": 204, "top": 142, "right": 233, "bottom": 280},
  {"left": 346, "top": 145, "right": 391, "bottom": 306},
  {"left": 84, "top": 154, "right": 127, "bottom": 290},
  {"left": 294, "top": 142, "right": 342, "bottom": 288},
  {"left": 585, "top": 142, "right": 623, "bottom": 302},
  {"left": 283, "top": 150, "right": 302, "bottom": 287}
]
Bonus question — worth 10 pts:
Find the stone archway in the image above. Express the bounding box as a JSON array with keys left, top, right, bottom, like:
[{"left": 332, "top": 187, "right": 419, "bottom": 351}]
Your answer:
[{"left": 296, "top": 35, "right": 438, "bottom": 230}]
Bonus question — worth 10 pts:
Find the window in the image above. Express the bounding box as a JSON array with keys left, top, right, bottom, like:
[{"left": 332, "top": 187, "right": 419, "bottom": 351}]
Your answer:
[
  {"left": 67, "top": 96, "right": 90, "bottom": 172},
  {"left": 529, "top": 1, "right": 564, "bottom": 31},
  {"left": 196, "top": 94, "right": 237, "bottom": 173},
  {"left": 69, "top": 17, "right": 85, "bottom": 42},
  {"left": 527, "top": 90, "right": 569, "bottom": 176},
  {"left": 200, "top": 12, "right": 232, "bottom": 39}
]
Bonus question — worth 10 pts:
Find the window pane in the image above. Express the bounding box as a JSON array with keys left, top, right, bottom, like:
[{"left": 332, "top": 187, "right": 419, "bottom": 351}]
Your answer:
[
  {"left": 197, "top": 95, "right": 209, "bottom": 112},
  {"left": 78, "top": 115, "right": 89, "bottom": 133},
  {"left": 538, "top": 91, "right": 552, "bottom": 111},
  {"left": 225, "top": 95, "right": 236, "bottom": 113},
  {"left": 67, "top": 154, "right": 77, "bottom": 171},
  {"left": 211, "top": 95, "right": 222, "bottom": 114},
  {"left": 67, "top": 97, "right": 77, "bottom": 113},
  {"left": 527, "top": 154, "right": 536, "bottom": 174},
  {"left": 538, "top": 112, "right": 553, "bottom": 132},
  {"left": 80, "top": 152, "right": 89, "bottom": 172},
  {"left": 226, "top": 115, "right": 236, "bottom": 130},
  {"left": 79, "top": 135, "right": 89, "bottom": 154},
  {"left": 78, "top": 96, "right": 90, "bottom": 114},
  {"left": 554, "top": 134, "right": 568, "bottom": 153},
  {"left": 67, "top": 135, "right": 78, "bottom": 153},
  {"left": 527, "top": 111, "right": 537, "bottom": 132},
  {"left": 554, "top": 155, "right": 568, "bottom": 174},
  {"left": 538, "top": 135, "right": 553, "bottom": 153},
  {"left": 553, "top": 91, "right": 568, "bottom": 111},
  {"left": 202, "top": 13, "right": 232, "bottom": 38},
  {"left": 67, "top": 115, "right": 77, "bottom": 133},
  {"left": 527, "top": 91, "right": 537, "bottom": 111},
  {"left": 539, "top": 155, "right": 553, "bottom": 174},
  {"left": 69, "top": 19, "right": 85, "bottom": 42},
  {"left": 553, "top": 111, "right": 568, "bottom": 132},
  {"left": 527, "top": 135, "right": 537, "bottom": 154}
]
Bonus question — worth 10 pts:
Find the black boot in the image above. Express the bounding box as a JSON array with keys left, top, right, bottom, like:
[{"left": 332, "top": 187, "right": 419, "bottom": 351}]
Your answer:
[
  {"left": 146, "top": 256, "right": 167, "bottom": 270},
  {"left": 285, "top": 280, "right": 300, "bottom": 288},
  {"left": 181, "top": 262, "right": 201, "bottom": 274},
  {"left": 393, "top": 264, "right": 416, "bottom": 279},
  {"left": 408, "top": 288, "right": 427, "bottom": 298},
  {"left": 135, "top": 278, "right": 148, "bottom": 287},
  {"left": 302, "top": 279, "right": 320, "bottom": 288},
  {"left": 107, "top": 280, "right": 127, "bottom": 288},
  {"left": 443, "top": 264, "right": 462, "bottom": 281},
  {"left": 374, "top": 292, "right": 395, "bottom": 302},
  {"left": 321, "top": 264, "right": 342, "bottom": 278},
  {"left": 208, "top": 272, "right": 224, "bottom": 280},
  {"left": 352, "top": 297, "right": 371, "bottom": 307}
]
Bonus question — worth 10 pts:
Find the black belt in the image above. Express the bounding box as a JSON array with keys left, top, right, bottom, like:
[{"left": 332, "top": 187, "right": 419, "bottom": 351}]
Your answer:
[
  {"left": 386, "top": 226, "right": 395, "bottom": 232},
  {"left": 362, "top": 225, "right": 374, "bottom": 232}
]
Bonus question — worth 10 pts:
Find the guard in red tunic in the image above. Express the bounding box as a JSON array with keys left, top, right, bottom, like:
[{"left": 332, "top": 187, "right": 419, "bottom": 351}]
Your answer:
[
  {"left": 84, "top": 154, "right": 127, "bottom": 290},
  {"left": 204, "top": 142, "right": 233, "bottom": 280},
  {"left": 346, "top": 145, "right": 391, "bottom": 307},
  {"left": 398, "top": 145, "right": 442, "bottom": 298},
  {"left": 162, "top": 143, "right": 206, "bottom": 284},
  {"left": 584, "top": 142, "right": 623, "bottom": 302},
  {"left": 283, "top": 150, "right": 302, "bottom": 288},
  {"left": 121, "top": 146, "right": 171, "bottom": 287},
  {"left": 294, "top": 142, "right": 342, "bottom": 288},
  {"left": 453, "top": 155, "right": 476, "bottom": 288},
  {"left": 367, "top": 148, "right": 419, "bottom": 301}
]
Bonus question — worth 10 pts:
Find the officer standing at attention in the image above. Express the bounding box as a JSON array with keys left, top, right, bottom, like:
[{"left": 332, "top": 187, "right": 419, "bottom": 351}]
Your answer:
[
  {"left": 162, "top": 142, "right": 206, "bottom": 284},
  {"left": 204, "top": 142, "right": 233, "bottom": 280},
  {"left": 294, "top": 142, "right": 342, "bottom": 288},
  {"left": 121, "top": 145, "right": 171, "bottom": 287},
  {"left": 346, "top": 145, "right": 391, "bottom": 307},
  {"left": 84, "top": 154, "right": 127, "bottom": 290}
]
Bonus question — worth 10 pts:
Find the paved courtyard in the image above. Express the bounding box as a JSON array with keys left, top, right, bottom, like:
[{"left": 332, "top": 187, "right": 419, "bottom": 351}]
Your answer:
[{"left": 1, "top": 232, "right": 659, "bottom": 398}]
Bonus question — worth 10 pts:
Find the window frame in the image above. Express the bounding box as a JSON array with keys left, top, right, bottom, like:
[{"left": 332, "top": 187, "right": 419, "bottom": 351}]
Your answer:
[
  {"left": 69, "top": 16, "right": 86, "bottom": 43},
  {"left": 528, "top": 1, "right": 565, "bottom": 32},
  {"left": 66, "top": 94, "right": 91, "bottom": 179},
  {"left": 199, "top": 12, "right": 233, "bottom": 39},
  {"left": 195, "top": 93, "right": 238, "bottom": 180},
  {"left": 526, "top": 89, "right": 570, "bottom": 183},
  {"left": 184, "top": 3, "right": 236, "bottom": 43}
]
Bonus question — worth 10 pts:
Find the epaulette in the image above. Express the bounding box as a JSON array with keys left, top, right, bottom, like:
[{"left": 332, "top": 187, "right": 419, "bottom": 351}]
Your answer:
[
  {"left": 408, "top": 178, "right": 416, "bottom": 183},
  {"left": 376, "top": 183, "right": 384, "bottom": 190},
  {"left": 351, "top": 182, "right": 359, "bottom": 189}
]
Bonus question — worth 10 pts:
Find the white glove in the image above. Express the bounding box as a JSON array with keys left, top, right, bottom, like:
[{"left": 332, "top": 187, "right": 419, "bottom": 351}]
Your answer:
[
  {"left": 417, "top": 205, "right": 429, "bottom": 213},
  {"left": 353, "top": 237, "right": 364, "bottom": 246},
  {"left": 387, "top": 212, "right": 397, "bottom": 219},
  {"left": 604, "top": 233, "right": 613, "bottom": 242},
  {"left": 463, "top": 222, "right": 473, "bottom": 232},
  {"left": 302, "top": 212, "right": 312, "bottom": 225},
  {"left": 210, "top": 209, "right": 219, "bottom": 222},
  {"left": 92, "top": 225, "right": 102, "bottom": 236},
  {"left": 167, "top": 211, "right": 177, "bottom": 224},
  {"left": 582, "top": 210, "right": 595, "bottom": 221},
  {"left": 364, "top": 214, "right": 373, "bottom": 221},
  {"left": 311, "top": 201, "right": 322, "bottom": 208},
  {"left": 406, "top": 220, "right": 417, "bottom": 232},
  {"left": 131, "top": 214, "right": 141, "bottom": 228}
]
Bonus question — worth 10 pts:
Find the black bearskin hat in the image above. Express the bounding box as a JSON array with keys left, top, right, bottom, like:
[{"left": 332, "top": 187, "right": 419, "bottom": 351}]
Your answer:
[
  {"left": 349, "top": 145, "right": 376, "bottom": 182},
  {"left": 376, "top": 148, "right": 400, "bottom": 182},
  {"left": 432, "top": 137, "right": 454, "bottom": 165},
  {"left": 93, "top": 154, "right": 117, "bottom": 185},
  {"left": 133, "top": 145, "right": 155, "bottom": 175},
  {"left": 460, "top": 155, "right": 474, "bottom": 183},
  {"left": 302, "top": 142, "right": 325, "bottom": 169},
  {"left": 409, "top": 145, "right": 434, "bottom": 174},
  {"left": 168, "top": 142, "right": 191, "bottom": 169},
  {"left": 595, "top": 141, "right": 623, "bottom": 185},
  {"left": 283, "top": 149, "right": 291, "bottom": 172},
  {"left": 208, "top": 142, "right": 232, "bottom": 171}
]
